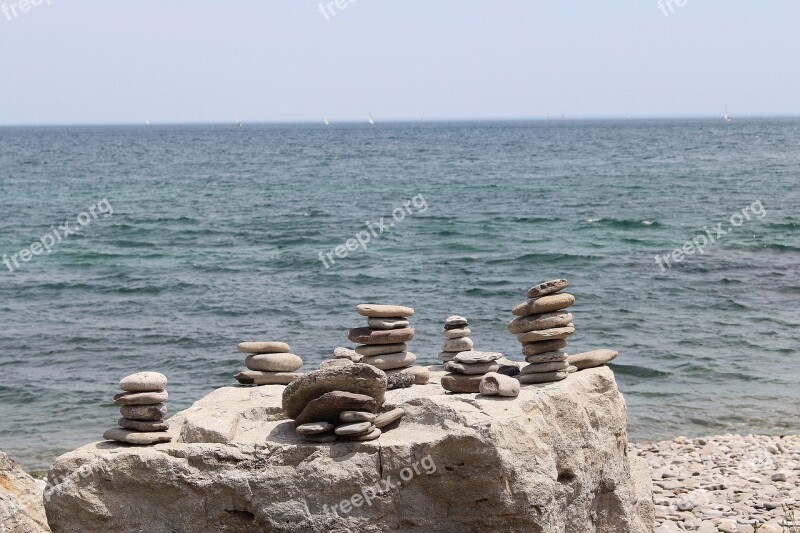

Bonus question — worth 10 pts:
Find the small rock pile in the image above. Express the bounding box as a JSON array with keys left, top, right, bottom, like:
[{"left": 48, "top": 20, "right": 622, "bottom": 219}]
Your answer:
[
  {"left": 441, "top": 351, "right": 504, "bottom": 393},
  {"left": 347, "top": 304, "right": 429, "bottom": 389},
  {"left": 437, "top": 315, "right": 474, "bottom": 363},
  {"left": 509, "top": 278, "right": 578, "bottom": 384},
  {"left": 234, "top": 341, "right": 304, "bottom": 386},
  {"left": 103, "top": 372, "right": 172, "bottom": 445},
  {"left": 282, "top": 363, "right": 405, "bottom": 443}
]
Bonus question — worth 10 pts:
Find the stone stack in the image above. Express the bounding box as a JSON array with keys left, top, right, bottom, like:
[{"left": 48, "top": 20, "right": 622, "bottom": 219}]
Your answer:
[
  {"left": 234, "top": 341, "right": 304, "bottom": 386},
  {"left": 441, "top": 351, "right": 504, "bottom": 393},
  {"left": 437, "top": 315, "right": 474, "bottom": 364},
  {"left": 103, "top": 372, "right": 172, "bottom": 445},
  {"left": 508, "top": 278, "right": 578, "bottom": 384},
  {"left": 282, "top": 363, "right": 405, "bottom": 443},
  {"left": 347, "top": 304, "right": 429, "bottom": 388}
]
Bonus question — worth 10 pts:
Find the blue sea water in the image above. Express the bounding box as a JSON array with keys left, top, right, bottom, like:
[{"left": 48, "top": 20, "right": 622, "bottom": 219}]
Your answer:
[{"left": 1, "top": 119, "right": 799, "bottom": 470}]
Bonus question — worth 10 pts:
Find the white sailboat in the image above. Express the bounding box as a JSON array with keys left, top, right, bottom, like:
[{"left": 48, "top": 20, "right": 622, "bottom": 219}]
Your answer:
[
  {"left": 724, "top": 106, "right": 732, "bottom": 123},
  {"left": 236, "top": 115, "right": 242, "bottom": 128},
  {"left": 324, "top": 116, "right": 330, "bottom": 126},
  {"left": 368, "top": 113, "right": 375, "bottom": 126}
]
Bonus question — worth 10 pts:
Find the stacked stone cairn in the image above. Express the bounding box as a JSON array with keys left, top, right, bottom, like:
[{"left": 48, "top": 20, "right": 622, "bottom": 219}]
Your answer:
[
  {"left": 441, "top": 350, "right": 505, "bottom": 393},
  {"left": 437, "top": 315, "right": 474, "bottom": 364},
  {"left": 234, "top": 341, "right": 304, "bottom": 386},
  {"left": 508, "top": 278, "right": 578, "bottom": 384},
  {"left": 103, "top": 372, "right": 172, "bottom": 445},
  {"left": 282, "top": 363, "right": 405, "bottom": 443},
  {"left": 347, "top": 304, "right": 429, "bottom": 389}
]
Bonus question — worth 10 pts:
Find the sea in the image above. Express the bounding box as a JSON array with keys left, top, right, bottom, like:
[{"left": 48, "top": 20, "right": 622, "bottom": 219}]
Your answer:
[{"left": 1, "top": 119, "right": 798, "bottom": 471}]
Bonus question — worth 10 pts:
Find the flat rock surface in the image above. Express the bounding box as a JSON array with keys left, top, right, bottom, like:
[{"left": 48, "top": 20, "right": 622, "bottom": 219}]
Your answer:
[{"left": 45, "top": 367, "right": 653, "bottom": 533}]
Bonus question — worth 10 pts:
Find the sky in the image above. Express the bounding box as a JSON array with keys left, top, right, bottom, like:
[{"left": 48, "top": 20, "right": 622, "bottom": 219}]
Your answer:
[{"left": 1, "top": 1, "right": 799, "bottom": 125}]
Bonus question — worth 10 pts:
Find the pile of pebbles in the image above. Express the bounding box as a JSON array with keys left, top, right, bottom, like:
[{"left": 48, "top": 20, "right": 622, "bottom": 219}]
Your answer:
[
  {"left": 509, "top": 278, "right": 578, "bottom": 384},
  {"left": 632, "top": 434, "right": 800, "bottom": 533},
  {"left": 103, "top": 372, "right": 172, "bottom": 445},
  {"left": 282, "top": 363, "right": 405, "bottom": 443},
  {"left": 347, "top": 304, "right": 428, "bottom": 389},
  {"left": 234, "top": 341, "right": 304, "bottom": 385},
  {"left": 438, "top": 315, "right": 474, "bottom": 363},
  {"left": 441, "top": 351, "right": 503, "bottom": 393}
]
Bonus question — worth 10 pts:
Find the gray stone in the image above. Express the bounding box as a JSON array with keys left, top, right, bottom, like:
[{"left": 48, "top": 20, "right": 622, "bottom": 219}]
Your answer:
[
  {"left": 444, "top": 327, "right": 471, "bottom": 339},
  {"left": 385, "top": 366, "right": 430, "bottom": 385},
  {"left": 520, "top": 360, "right": 570, "bottom": 374},
  {"left": 282, "top": 364, "right": 387, "bottom": 419},
  {"left": 333, "top": 347, "right": 362, "bottom": 362},
  {"left": 113, "top": 390, "right": 168, "bottom": 406},
  {"left": 348, "top": 327, "right": 415, "bottom": 345},
  {"left": 512, "top": 293, "right": 576, "bottom": 316},
  {"left": 444, "top": 360, "right": 500, "bottom": 375},
  {"left": 517, "top": 326, "right": 575, "bottom": 343},
  {"left": 454, "top": 351, "right": 502, "bottom": 364},
  {"left": 441, "top": 337, "right": 474, "bottom": 352},
  {"left": 479, "top": 372, "right": 520, "bottom": 397},
  {"left": 526, "top": 278, "right": 569, "bottom": 298},
  {"left": 508, "top": 311, "right": 573, "bottom": 334},
  {"left": 117, "top": 418, "right": 169, "bottom": 432},
  {"left": 294, "top": 391, "right": 378, "bottom": 426},
  {"left": 103, "top": 428, "right": 172, "bottom": 445},
  {"left": 367, "top": 317, "right": 410, "bottom": 330},
  {"left": 295, "top": 422, "right": 335, "bottom": 435},
  {"left": 444, "top": 315, "right": 469, "bottom": 329},
  {"left": 319, "top": 359, "right": 354, "bottom": 369},
  {"left": 522, "top": 339, "right": 568, "bottom": 356},
  {"left": 119, "top": 372, "right": 167, "bottom": 392},
  {"left": 386, "top": 372, "right": 415, "bottom": 390},
  {"left": 244, "top": 353, "right": 303, "bottom": 372},
  {"left": 346, "top": 427, "right": 382, "bottom": 441},
  {"left": 374, "top": 407, "right": 405, "bottom": 428},
  {"left": 362, "top": 351, "right": 417, "bottom": 371},
  {"left": 355, "top": 304, "right": 414, "bottom": 318},
  {"left": 355, "top": 343, "right": 408, "bottom": 357},
  {"left": 525, "top": 350, "right": 569, "bottom": 364},
  {"left": 234, "top": 371, "right": 303, "bottom": 386},
  {"left": 237, "top": 341, "right": 290, "bottom": 354},
  {"left": 516, "top": 371, "right": 569, "bottom": 384},
  {"left": 340, "top": 411, "right": 376, "bottom": 423},
  {"left": 568, "top": 349, "right": 619, "bottom": 370},
  {"left": 334, "top": 422, "right": 374, "bottom": 436},
  {"left": 119, "top": 403, "right": 167, "bottom": 421}
]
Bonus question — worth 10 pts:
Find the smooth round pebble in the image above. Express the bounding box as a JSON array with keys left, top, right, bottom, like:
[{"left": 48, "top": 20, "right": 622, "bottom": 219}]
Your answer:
[
  {"left": 119, "top": 372, "right": 167, "bottom": 392},
  {"left": 441, "top": 337, "right": 474, "bottom": 352},
  {"left": 245, "top": 353, "right": 303, "bottom": 372},
  {"left": 296, "top": 421, "right": 335, "bottom": 435},
  {"left": 335, "top": 421, "right": 374, "bottom": 436},
  {"left": 237, "top": 341, "right": 290, "bottom": 354},
  {"left": 522, "top": 339, "right": 568, "bottom": 356},
  {"left": 363, "top": 351, "right": 417, "bottom": 370},
  {"left": 113, "top": 390, "right": 168, "bottom": 405},
  {"left": 454, "top": 351, "right": 503, "bottom": 364},
  {"left": 103, "top": 428, "right": 171, "bottom": 445},
  {"left": 340, "top": 411, "right": 376, "bottom": 423},
  {"left": 356, "top": 304, "right": 414, "bottom": 318},
  {"left": 374, "top": 407, "right": 404, "bottom": 428},
  {"left": 117, "top": 418, "right": 169, "bottom": 432},
  {"left": 355, "top": 343, "right": 408, "bottom": 357},
  {"left": 119, "top": 403, "right": 167, "bottom": 421}
]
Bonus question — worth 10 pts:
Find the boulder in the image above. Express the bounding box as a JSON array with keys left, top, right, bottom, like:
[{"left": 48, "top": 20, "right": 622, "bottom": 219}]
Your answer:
[
  {"left": 44, "top": 367, "right": 653, "bottom": 533},
  {"left": 0, "top": 452, "right": 50, "bottom": 532}
]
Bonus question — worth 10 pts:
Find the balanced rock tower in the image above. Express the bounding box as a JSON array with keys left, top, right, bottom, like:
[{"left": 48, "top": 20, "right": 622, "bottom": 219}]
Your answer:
[
  {"left": 348, "top": 304, "right": 429, "bottom": 389},
  {"left": 103, "top": 372, "right": 172, "bottom": 445},
  {"left": 437, "top": 315, "right": 474, "bottom": 363},
  {"left": 234, "top": 341, "right": 304, "bottom": 385},
  {"left": 509, "top": 278, "right": 578, "bottom": 384}
]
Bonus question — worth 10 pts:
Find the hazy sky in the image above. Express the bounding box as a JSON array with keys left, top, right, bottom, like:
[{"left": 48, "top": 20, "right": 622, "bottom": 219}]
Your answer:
[{"left": 1, "top": 1, "right": 798, "bottom": 125}]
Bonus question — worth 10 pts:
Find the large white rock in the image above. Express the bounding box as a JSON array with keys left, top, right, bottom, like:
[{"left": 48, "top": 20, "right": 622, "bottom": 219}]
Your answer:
[
  {"left": 0, "top": 452, "right": 50, "bottom": 532},
  {"left": 44, "top": 367, "right": 653, "bottom": 532}
]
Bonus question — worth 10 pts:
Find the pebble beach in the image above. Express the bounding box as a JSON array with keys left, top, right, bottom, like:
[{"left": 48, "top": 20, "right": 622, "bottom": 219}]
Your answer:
[{"left": 632, "top": 434, "right": 800, "bottom": 532}]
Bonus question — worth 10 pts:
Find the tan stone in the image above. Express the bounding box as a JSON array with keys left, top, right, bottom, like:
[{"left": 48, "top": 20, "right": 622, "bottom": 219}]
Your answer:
[
  {"left": 355, "top": 343, "right": 407, "bottom": 356},
  {"left": 335, "top": 422, "right": 374, "bottom": 436},
  {"left": 441, "top": 373, "right": 482, "bottom": 393},
  {"left": 0, "top": 452, "right": 50, "bottom": 533},
  {"left": 521, "top": 339, "right": 568, "bottom": 356},
  {"left": 385, "top": 365, "right": 430, "bottom": 385},
  {"left": 348, "top": 327, "right": 415, "bottom": 345},
  {"left": 444, "top": 360, "right": 499, "bottom": 375},
  {"left": 119, "top": 403, "right": 166, "bottom": 421},
  {"left": 295, "top": 422, "right": 335, "bottom": 435},
  {"left": 103, "top": 428, "right": 172, "bottom": 445},
  {"left": 340, "top": 411, "right": 376, "bottom": 423},
  {"left": 508, "top": 311, "right": 573, "bottom": 334},
  {"left": 282, "top": 364, "right": 387, "bottom": 419},
  {"left": 441, "top": 337, "right": 473, "bottom": 352},
  {"left": 355, "top": 304, "right": 414, "bottom": 318},
  {"left": 374, "top": 407, "right": 405, "bottom": 428},
  {"left": 113, "top": 390, "right": 168, "bottom": 405},
  {"left": 237, "top": 341, "right": 290, "bottom": 354},
  {"left": 362, "top": 351, "right": 416, "bottom": 371},
  {"left": 479, "top": 372, "right": 520, "bottom": 397},
  {"left": 444, "top": 315, "right": 468, "bottom": 328},
  {"left": 294, "top": 391, "right": 378, "bottom": 426},
  {"left": 119, "top": 372, "right": 167, "bottom": 392},
  {"left": 443, "top": 327, "right": 471, "bottom": 339},
  {"left": 526, "top": 278, "right": 569, "bottom": 298},
  {"left": 517, "top": 326, "right": 575, "bottom": 343},
  {"left": 517, "top": 371, "right": 570, "bottom": 384},
  {"left": 525, "top": 350, "right": 569, "bottom": 364},
  {"left": 117, "top": 418, "right": 169, "bottom": 432},
  {"left": 244, "top": 353, "right": 303, "bottom": 372},
  {"left": 333, "top": 347, "right": 362, "bottom": 362},
  {"left": 520, "top": 360, "right": 570, "bottom": 374},
  {"left": 319, "top": 359, "right": 353, "bottom": 369},
  {"left": 454, "top": 351, "right": 502, "bottom": 364},
  {"left": 568, "top": 349, "right": 619, "bottom": 370},
  {"left": 512, "top": 293, "right": 576, "bottom": 316},
  {"left": 346, "top": 427, "right": 382, "bottom": 441}
]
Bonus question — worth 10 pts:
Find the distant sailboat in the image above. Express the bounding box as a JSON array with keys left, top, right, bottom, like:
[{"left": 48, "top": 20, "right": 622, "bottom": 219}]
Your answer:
[
  {"left": 145, "top": 120, "right": 151, "bottom": 126},
  {"left": 236, "top": 115, "right": 242, "bottom": 128},
  {"left": 324, "top": 116, "right": 330, "bottom": 126},
  {"left": 368, "top": 113, "right": 375, "bottom": 126},
  {"left": 724, "top": 106, "right": 732, "bottom": 123}
]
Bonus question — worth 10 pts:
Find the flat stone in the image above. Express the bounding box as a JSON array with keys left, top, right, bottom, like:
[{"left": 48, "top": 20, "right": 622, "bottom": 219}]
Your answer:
[
  {"left": 333, "top": 347, "right": 362, "bottom": 362},
  {"left": 362, "top": 351, "right": 417, "bottom": 371},
  {"left": 385, "top": 366, "right": 430, "bottom": 385},
  {"left": 346, "top": 427, "right": 382, "bottom": 441},
  {"left": 441, "top": 337, "right": 474, "bottom": 352},
  {"left": 356, "top": 304, "right": 414, "bottom": 318},
  {"left": 355, "top": 343, "right": 408, "bottom": 356},
  {"left": 374, "top": 407, "right": 405, "bottom": 428},
  {"left": 119, "top": 403, "right": 167, "bottom": 421},
  {"left": 512, "top": 293, "right": 576, "bottom": 316},
  {"left": 479, "top": 372, "right": 520, "bottom": 397},
  {"left": 386, "top": 372, "right": 415, "bottom": 390},
  {"left": 340, "top": 411, "right": 376, "bottom": 423},
  {"left": 113, "top": 390, "right": 168, "bottom": 406},
  {"left": 367, "top": 317, "right": 410, "bottom": 330},
  {"left": 441, "top": 373, "right": 483, "bottom": 393},
  {"left": 294, "top": 391, "right": 378, "bottom": 426},
  {"left": 237, "top": 341, "right": 290, "bottom": 354},
  {"left": 302, "top": 432, "right": 337, "bottom": 443},
  {"left": 282, "top": 364, "right": 387, "bottom": 419},
  {"left": 117, "top": 418, "right": 169, "bottom": 432},
  {"left": 454, "top": 351, "right": 503, "bottom": 364},
  {"left": 319, "top": 359, "right": 354, "bottom": 369},
  {"left": 521, "top": 339, "right": 568, "bottom": 356},
  {"left": 516, "top": 371, "right": 569, "bottom": 384},
  {"left": 335, "top": 422, "right": 374, "bottom": 436},
  {"left": 438, "top": 352, "right": 457, "bottom": 363},
  {"left": 443, "top": 327, "right": 471, "bottom": 339},
  {"left": 234, "top": 371, "right": 303, "bottom": 385},
  {"left": 566, "top": 365, "right": 577, "bottom": 373},
  {"left": 295, "top": 422, "right": 335, "bottom": 435},
  {"left": 245, "top": 353, "right": 303, "bottom": 372},
  {"left": 444, "top": 315, "right": 469, "bottom": 329},
  {"left": 525, "top": 350, "right": 569, "bottom": 364},
  {"left": 508, "top": 311, "right": 573, "bottom": 334},
  {"left": 526, "top": 279, "right": 569, "bottom": 298},
  {"left": 103, "top": 428, "right": 172, "bottom": 445},
  {"left": 567, "top": 349, "right": 619, "bottom": 370},
  {"left": 348, "top": 327, "right": 415, "bottom": 345},
  {"left": 119, "top": 372, "right": 167, "bottom": 392},
  {"left": 444, "top": 360, "right": 500, "bottom": 375},
  {"left": 517, "top": 326, "right": 575, "bottom": 343},
  {"left": 520, "top": 360, "right": 570, "bottom": 374}
]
